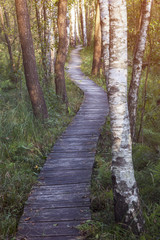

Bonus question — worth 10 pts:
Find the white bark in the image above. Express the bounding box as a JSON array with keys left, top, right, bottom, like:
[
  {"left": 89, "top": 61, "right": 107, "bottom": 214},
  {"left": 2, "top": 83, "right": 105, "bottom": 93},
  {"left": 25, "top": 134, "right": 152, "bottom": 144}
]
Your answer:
[
  {"left": 77, "top": 0, "right": 82, "bottom": 41},
  {"left": 128, "top": 0, "right": 153, "bottom": 139},
  {"left": 70, "top": 4, "right": 76, "bottom": 47},
  {"left": 44, "top": 1, "right": 56, "bottom": 76},
  {"left": 81, "top": 0, "right": 87, "bottom": 46},
  {"left": 108, "top": 0, "right": 144, "bottom": 234},
  {"left": 99, "top": 0, "right": 109, "bottom": 86},
  {"left": 66, "top": 10, "right": 70, "bottom": 53},
  {"left": 75, "top": 2, "right": 80, "bottom": 43},
  {"left": 50, "top": 24, "right": 56, "bottom": 74}
]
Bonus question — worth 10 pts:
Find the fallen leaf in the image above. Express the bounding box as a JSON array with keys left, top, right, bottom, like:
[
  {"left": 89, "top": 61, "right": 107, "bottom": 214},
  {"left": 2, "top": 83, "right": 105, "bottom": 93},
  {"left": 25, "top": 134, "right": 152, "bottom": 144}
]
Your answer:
[{"left": 24, "top": 217, "right": 31, "bottom": 221}]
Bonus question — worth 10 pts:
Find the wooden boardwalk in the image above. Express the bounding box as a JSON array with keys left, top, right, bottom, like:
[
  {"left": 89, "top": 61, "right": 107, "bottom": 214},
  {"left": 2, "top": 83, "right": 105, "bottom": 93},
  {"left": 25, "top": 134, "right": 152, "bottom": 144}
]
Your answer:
[{"left": 17, "top": 46, "right": 109, "bottom": 240}]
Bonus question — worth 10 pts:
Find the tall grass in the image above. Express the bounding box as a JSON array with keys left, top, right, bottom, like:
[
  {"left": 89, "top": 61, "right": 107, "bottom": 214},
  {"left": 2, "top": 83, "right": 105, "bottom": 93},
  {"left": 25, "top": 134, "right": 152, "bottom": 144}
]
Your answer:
[{"left": 0, "top": 71, "right": 83, "bottom": 239}]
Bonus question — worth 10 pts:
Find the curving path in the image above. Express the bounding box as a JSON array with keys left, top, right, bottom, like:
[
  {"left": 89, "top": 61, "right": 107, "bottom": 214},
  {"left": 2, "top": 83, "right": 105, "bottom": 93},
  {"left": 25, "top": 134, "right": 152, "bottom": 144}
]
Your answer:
[{"left": 17, "top": 46, "right": 109, "bottom": 240}]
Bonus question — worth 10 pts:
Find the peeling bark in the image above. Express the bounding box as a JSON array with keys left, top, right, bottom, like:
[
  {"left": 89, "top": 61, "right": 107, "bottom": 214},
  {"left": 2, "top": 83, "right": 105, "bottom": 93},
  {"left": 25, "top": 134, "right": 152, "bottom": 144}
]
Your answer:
[
  {"left": 108, "top": 0, "right": 144, "bottom": 234},
  {"left": 128, "top": 0, "right": 153, "bottom": 140}
]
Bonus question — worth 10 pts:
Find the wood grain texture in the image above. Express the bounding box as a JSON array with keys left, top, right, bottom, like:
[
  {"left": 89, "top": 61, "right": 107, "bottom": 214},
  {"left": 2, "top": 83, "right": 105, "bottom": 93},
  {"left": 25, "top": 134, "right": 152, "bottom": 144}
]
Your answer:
[{"left": 16, "top": 46, "right": 108, "bottom": 240}]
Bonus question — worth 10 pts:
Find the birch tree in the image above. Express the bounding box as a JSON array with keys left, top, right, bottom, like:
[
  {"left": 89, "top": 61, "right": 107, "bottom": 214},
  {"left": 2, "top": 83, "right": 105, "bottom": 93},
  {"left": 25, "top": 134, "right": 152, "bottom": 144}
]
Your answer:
[
  {"left": 81, "top": 0, "right": 87, "bottom": 46},
  {"left": 70, "top": 4, "right": 76, "bottom": 47},
  {"left": 66, "top": 10, "right": 70, "bottom": 53},
  {"left": 99, "top": 0, "right": 109, "bottom": 86},
  {"left": 104, "top": 0, "right": 144, "bottom": 234},
  {"left": 128, "top": 0, "right": 153, "bottom": 140},
  {"left": 91, "top": 0, "right": 101, "bottom": 76},
  {"left": 75, "top": 2, "right": 80, "bottom": 44}
]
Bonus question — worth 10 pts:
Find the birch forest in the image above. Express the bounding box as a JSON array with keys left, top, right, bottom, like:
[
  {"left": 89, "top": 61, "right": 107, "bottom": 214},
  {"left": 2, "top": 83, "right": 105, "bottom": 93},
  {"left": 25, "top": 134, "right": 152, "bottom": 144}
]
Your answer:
[{"left": 0, "top": 0, "right": 160, "bottom": 239}]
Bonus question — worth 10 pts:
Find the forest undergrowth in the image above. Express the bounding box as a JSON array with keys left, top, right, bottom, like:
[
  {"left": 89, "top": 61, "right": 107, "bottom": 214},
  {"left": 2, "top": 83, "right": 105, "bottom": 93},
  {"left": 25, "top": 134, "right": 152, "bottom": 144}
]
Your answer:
[
  {"left": 79, "top": 47, "right": 160, "bottom": 240},
  {"left": 0, "top": 51, "right": 83, "bottom": 239}
]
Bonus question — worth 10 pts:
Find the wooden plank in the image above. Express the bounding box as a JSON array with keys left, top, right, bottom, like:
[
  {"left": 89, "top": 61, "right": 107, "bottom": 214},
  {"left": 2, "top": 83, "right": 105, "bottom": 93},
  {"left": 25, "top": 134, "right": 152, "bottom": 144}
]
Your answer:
[
  {"left": 27, "top": 192, "right": 90, "bottom": 203},
  {"left": 48, "top": 152, "right": 95, "bottom": 158},
  {"left": 53, "top": 143, "right": 96, "bottom": 151},
  {"left": 38, "top": 169, "right": 92, "bottom": 185},
  {"left": 42, "top": 161, "right": 94, "bottom": 171},
  {"left": 53, "top": 140, "right": 97, "bottom": 147},
  {"left": 61, "top": 129, "right": 100, "bottom": 136},
  {"left": 20, "top": 207, "right": 90, "bottom": 223},
  {"left": 44, "top": 156, "right": 94, "bottom": 162},
  {"left": 39, "top": 169, "right": 92, "bottom": 178},
  {"left": 57, "top": 136, "right": 98, "bottom": 142},
  {"left": 31, "top": 183, "right": 89, "bottom": 195},
  {"left": 25, "top": 200, "right": 90, "bottom": 209},
  {"left": 17, "top": 221, "right": 83, "bottom": 238}
]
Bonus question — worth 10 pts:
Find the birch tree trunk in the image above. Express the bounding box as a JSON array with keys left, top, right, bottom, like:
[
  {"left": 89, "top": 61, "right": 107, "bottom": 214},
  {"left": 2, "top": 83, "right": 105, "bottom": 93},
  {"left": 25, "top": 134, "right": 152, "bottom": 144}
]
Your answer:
[
  {"left": 75, "top": 2, "right": 80, "bottom": 44},
  {"left": 66, "top": 10, "right": 70, "bottom": 54},
  {"left": 108, "top": 0, "right": 144, "bottom": 234},
  {"left": 99, "top": 0, "right": 109, "bottom": 86},
  {"left": 128, "top": 0, "right": 153, "bottom": 140},
  {"left": 91, "top": 0, "right": 101, "bottom": 76},
  {"left": 70, "top": 4, "right": 76, "bottom": 47},
  {"left": 77, "top": 0, "right": 82, "bottom": 42},
  {"left": 50, "top": 23, "right": 56, "bottom": 75},
  {"left": 43, "top": 0, "right": 52, "bottom": 82},
  {"left": 81, "top": 0, "right": 87, "bottom": 46}
]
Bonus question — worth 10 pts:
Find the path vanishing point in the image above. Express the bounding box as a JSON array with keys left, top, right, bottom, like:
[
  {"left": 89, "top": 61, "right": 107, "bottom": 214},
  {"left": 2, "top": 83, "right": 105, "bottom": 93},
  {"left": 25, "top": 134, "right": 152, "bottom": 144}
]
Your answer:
[{"left": 17, "top": 46, "right": 109, "bottom": 240}]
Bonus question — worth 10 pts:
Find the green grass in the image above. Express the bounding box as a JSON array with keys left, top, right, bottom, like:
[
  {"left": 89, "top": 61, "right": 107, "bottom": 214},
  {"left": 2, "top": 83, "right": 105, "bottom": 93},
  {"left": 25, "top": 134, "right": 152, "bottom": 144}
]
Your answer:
[
  {"left": 0, "top": 71, "right": 83, "bottom": 239},
  {"left": 79, "top": 46, "right": 160, "bottom": 240},
  {"left": 80, "top": 46, "right": 106, "bottom": 91}
]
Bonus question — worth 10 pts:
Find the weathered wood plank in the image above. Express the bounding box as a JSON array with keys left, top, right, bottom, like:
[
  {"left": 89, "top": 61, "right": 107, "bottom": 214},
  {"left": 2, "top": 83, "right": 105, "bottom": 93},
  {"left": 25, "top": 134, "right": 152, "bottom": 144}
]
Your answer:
[
  {"left": 52, "top": 145, "right": 96, "bottom": 152},
  {"left": 20, "top": 207, "right": 90, "bottom": 223},
  {"left": 61, "top": 129, "right": 100, "bottom": 136},
  {"left": 32, "top": 183, "right": 89, "bottom": 193},
  {"left": 39, "top": 169, "right": 92, "bottom": 177},
  {"left": 53, "top": 140, "right": 97, "bottom": 147},
  {"left": 27, "top": 192, "right": 90, "bottom": 203},
  {"left": 38, "top": 169, "right": 92, "bottom": 185},
  {"left": 25, "top": 200, "right": 90, "bottom": 209},
  {"left": 42, "top": 161, "right": 94, "bottom": 171},
  {"left": 17, "top": 221, "right": 82, "bottom": 237},
  {"left": 48, "top": 152, "right": 95, "bottom": 158}
]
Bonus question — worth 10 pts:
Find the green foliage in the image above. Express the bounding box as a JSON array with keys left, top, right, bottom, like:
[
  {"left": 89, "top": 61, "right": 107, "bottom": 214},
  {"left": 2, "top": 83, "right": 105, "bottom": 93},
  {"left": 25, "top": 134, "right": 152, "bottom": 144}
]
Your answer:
[{"left": 80, "top": 46, "right": 106, "bottom": 91}]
